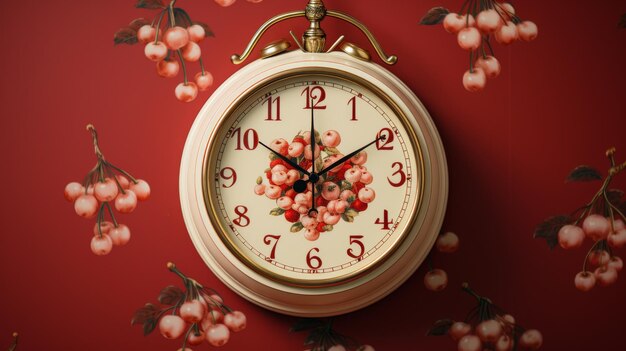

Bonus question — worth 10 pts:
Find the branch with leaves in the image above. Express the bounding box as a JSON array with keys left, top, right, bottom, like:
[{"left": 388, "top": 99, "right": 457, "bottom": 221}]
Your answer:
[
  {"left": 64, "top": 124, "right": 150, "bottom": 256},
  {"left": 114, "top": 0, "right": 215, "bottom": 102},
  {"left": 535, "top": 148, "right": 626, "bottom": 292},
  {"left": 420, "top": 1, "right": 537, "bottom": 92},
  {"left": 290, "top": 318, "right": 374, "bottom": 351},
  {"left": 6, "top": 333, "right": 17, "bottom": 351},
  {"left": 427, "top": 283, "right": 542, "bottom": 351},
  {"left": 132, "top": 262, "right": 247, "bottom": 349}
]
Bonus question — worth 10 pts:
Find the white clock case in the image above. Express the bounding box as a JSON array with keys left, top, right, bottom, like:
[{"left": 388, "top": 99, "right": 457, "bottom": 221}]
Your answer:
[{"left": 180, "top": 50, "right": 448, "bottom": 317}]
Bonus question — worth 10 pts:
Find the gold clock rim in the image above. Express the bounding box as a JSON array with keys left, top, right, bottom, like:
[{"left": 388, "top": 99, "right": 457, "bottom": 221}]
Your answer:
[{"left": 201, "top": 67, "right": 426, "bottom": 288}]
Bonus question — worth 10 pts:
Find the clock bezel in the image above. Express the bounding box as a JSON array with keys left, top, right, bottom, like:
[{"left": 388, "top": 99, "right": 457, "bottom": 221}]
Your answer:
[
  {"left": 201, "top": 68, "right": 426, "bottom": 288},
  {"left": 180, "top": 51, "right": 448, "bottom": 317}
]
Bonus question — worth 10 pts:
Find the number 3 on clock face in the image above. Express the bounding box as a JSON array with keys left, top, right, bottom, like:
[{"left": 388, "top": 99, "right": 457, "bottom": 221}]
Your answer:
[{"left": 209, "top": 73, "right": 421, "bottom": 285}]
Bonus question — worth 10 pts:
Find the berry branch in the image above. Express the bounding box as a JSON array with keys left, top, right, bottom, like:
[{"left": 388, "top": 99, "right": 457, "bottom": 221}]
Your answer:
[
  {"left": 6, "top": 333, "right": 17, "bottom": 351},
  {"left": 423, "top": 231, "right": 460, "bottom": 292},
  {"left": 420, "top": 1, "right": 538, "bottom": 92},
  {"left": 535, "top": 148, "right": 626, "bottom": 291},
  {"left": 290, "top": 318, "right": 374, "bottom": 351},
  {"left": 131, "top": 262, "right": 247, "bottom": 348},
  {"left": 427, "top": 283, "right": 543, "bottom": 350},
  {"left": 64, "top": 124, "right": 150, "bottom": 256}
]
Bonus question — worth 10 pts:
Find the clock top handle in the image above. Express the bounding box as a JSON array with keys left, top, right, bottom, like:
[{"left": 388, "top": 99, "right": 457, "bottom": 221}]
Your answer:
[{"left": 230, "top": 0, "right": 398, "bottom": 66}]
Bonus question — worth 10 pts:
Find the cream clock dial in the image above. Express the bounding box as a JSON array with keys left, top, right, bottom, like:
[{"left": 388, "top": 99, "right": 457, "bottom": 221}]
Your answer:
[
  {"left": 180, "top": 51, "right": 447, "bottom": 317},
  {"left": 209, "top": 73, "right": 421, "bottom": 286}
]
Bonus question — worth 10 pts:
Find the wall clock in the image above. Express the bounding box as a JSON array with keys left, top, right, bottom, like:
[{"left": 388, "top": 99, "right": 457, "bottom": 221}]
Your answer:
[{"left": 180, "top": 0, "right": 447, "bottom": 317}]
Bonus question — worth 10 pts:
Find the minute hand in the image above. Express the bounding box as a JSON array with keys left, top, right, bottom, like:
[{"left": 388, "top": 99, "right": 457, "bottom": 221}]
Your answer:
[
  {"left": 259, "top": 141, "right": 310, "bottom": 176},
  {"left": 317, "top": 135, "right": 385, "bottom": 176}
]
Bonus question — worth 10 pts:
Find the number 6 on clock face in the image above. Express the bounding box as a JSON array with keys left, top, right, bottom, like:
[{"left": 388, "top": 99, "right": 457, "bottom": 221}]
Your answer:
[{"left": 181, "top": 51, "right": 447, "bottom": 316}]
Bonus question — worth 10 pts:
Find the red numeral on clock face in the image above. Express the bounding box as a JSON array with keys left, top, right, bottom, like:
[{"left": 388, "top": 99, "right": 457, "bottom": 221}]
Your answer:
[
  {"left": 375, "top": 210, "right": 393, "bottom": 230},
  {"left": 376, "top": 128, "right": 395, "bottom": 150},
  {"left": 306, "top": 248, "right": 322, "bottom": 269},
  {"left": 233, "top": 206, "right": 250, "bottom": 227},
  {"left": 387, "top": 162, "right": 406, "bottom": 187},
  {"left": 219, "top": 167, "right": 237, "bottom": 188},
  {"left": 263, "top": 235, "right": 281, "bottom": 260},
  {"left": 232, "top": 127, "right": 259, "bottom": 150},
  {"left": 347, "top": 235, "right": 365, "bottom": 259},
  {"left": 263, "top": 95, "right": 281, "bottom": 121},
  {"left": 348, "top": 96, "right": 358, "bottom": 121},
  {"left": 302, "top": 86, "right": 327, "bottom": 109}
]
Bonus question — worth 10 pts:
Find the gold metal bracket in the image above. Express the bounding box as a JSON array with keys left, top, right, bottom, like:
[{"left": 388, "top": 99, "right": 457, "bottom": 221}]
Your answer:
[{"left": 231, "top": 0, "right": 397, "bottom": 65}]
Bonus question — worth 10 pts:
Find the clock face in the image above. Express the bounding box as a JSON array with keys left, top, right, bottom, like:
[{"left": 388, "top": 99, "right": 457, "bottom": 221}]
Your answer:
[{"left": 204, "top": 71, "right": 423, "bottom": 286}]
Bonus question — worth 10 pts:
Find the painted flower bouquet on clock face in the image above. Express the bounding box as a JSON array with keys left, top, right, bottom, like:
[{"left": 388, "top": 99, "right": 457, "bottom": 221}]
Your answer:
[{"left": 254, "top": 130, "right": 376, "bottom": 241}]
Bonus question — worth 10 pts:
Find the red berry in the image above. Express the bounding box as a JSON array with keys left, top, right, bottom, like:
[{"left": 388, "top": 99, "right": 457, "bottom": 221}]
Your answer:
[
  {"left": 517, "top": 21, "right": 538, "bottom": 42},
  {"left": 129, "top": 179, "right": 150, "bottom": 201},
  {"left": 195, "top": 72, "right": 214, "bottom": 91},
  {"left": 583, "top": 214, "right": 611, "bottom": 241},
  {"left": 187, "top": 24, "right": 206, "bottom": 43},
  {"left": 588, "top": 250, "right": 611, "bottom": 266},
  {"left": 476, "top": 9, "right": 502, "bottom": 33},
  {"left": 156, "top": 59, "right": 180, "bottom": 78},
  {"left": 144, "top": 41, "right": 168, "bottom": 62},
  {"left": 285, "top": 189, "right": 297, "bottom": 199},
  {"left": 64, "top": 182, "right": 84, "bottom": 202},
  {"left": 90, "top": 234, "right": 113, "bottom": 256},
  {"left": 519, "top": 329, "right": 543, "bottom": 349},
  {"left": 214, "top": 0, "right": 236, "bottom": 6},
  {"left": 109, "top": 224, "right": 131, "bottom": 246},
  {"left": 574, "top": 271, "right": 596, "bottom": 292},
  {"left": 424, "top": 269, "right": 448, "bottom": 291},
  {"left": 206, "top": 323, "right": 230, "bottom": 346},
  {"left": 436, "top": 231, "right": 459, "bottom": 253},
  {"left": 457, "top": 27, "right": 481, "bottom": 51},
  {"left": 316, "top": 197, "right": 329, "bottom": 207},
  {"left": 495, "top": 21, "right": 518, "bottom": 45},
  {"left": 316, "top": 222, "right": 326, "bottom": 233},
  {"left": 114, "top": 190, "right": 138, "bottom": 213},
  {"left": 608, "top": 256, "right": 623, "bottom": 272},
  {"left": 175, "top": 82, "right": 198, "bottom": 103},
  {"left": 93, "top": 221, "right": 114, "bottom": 236},
  {"left": 224, "top": 311, "right": 246, "bottom": 332},
  {"left": 181, "top": 41, "right": 201, "bottom": 62},
  {"left": 558, "top": 224, "right": 585, "bottom": 249},
  {"left": 350, "top": 199, "right": 368, "bottom": 212},
  {"left": 163, "top": 26, "right": 190, "bottom": 50},
  {"left": 187, "top": 330, "right": 205, "bottom": 345},
  {"left": 75, "top": 194, "right": 99, "bottom": 218},
  {"left": 595, "top": 266, "right": 618, "bottom": 287},
  {"left": 159, "top": 315, "right": 186, "bottom": 339},
  {"left": 284, "top": 209, "right": 300, "bottom": 223},
  {"left": 137, "top": 25, "right": 156, "bottom": 44},
  {"left": 608, "top": 229, "right": 626, "bottom": 248},
  {"left": 463, "top": 68, "right": 486, "bottom": 92},
  {"left": 475, "top": 56, "right": 501, "bottom": 79},
  {"left": 94, "top": 178, "right": 119, "bottom": 202},
  {"left": 476, "top": 320, "right": 502, "bottom": 343},
  {"left": 449, "top": 322, "right": 471, "bottom": 341},
  {"left": 180, "top": 300, "right": 205, "bottom": 323},
  {"left": 458, "top": 335, "right": 482, "bottom": 351},
  {"left": 352, "top": 181, "right": 364, "bottom": 193}
]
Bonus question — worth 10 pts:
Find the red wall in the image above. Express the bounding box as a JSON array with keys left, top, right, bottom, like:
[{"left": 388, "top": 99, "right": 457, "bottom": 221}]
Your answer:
[{"left": 1, "top": 0, "right": 625, "bottom": 349}]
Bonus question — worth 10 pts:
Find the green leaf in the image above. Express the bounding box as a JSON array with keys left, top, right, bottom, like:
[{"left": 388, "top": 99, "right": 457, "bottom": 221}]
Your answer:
[
  {"left": 131, "top": 303, "right": 160, "bottom": 325},
  {"left": 113, "top": 27, "right": 138, "bottom": 45},
  {"left": 426, "top": 319, "right": 454, "bottom": 336},
  {"left": 135, "top": 0, "right": 165, "bottom": 9},
  {"left": 339, "top": 180, "right": 352, "bottom": 191},
  {"left": 344, "top": 209, "right": 358, "bottom": 217},
  {"left": 270, "top": 208, "right": 285, "bottom": 216},
  {"left": 256, "top": 176, "right": 263, "bottom": 185},
  {"left": 566, "top": 165, "right": 602, "bottom": 182},
  {"left": 324, "top": 147, "right": 340, "bottom": 155},
  {"left": 341, "top": 213, "right": 354, "bottom": 223},
  {"left": 533, "top": 215, "right": 572, "bottom": 249},
  {"left": 158, "top": 285, "right": 184, "bottom": 305},
  {"left": 269, "top": 153, "right": 278, "bottom": 161},
  {"left": 322, "top": 225, "right": 334, "bottom": 232},
  {"left": 419, "top": 7, "right": 450, "bottom": 25},
  {"left": 291, "top": 222, "right": 304, "bottom": 232},
  {"left": 128, "top": 18, "right": 150, "bottom": 31},
  {"left": 173, "top": 8, "right": 193, "bottom": 27},
  {"left": 143, "top": 318, "right": 158, "bottom": 336}
]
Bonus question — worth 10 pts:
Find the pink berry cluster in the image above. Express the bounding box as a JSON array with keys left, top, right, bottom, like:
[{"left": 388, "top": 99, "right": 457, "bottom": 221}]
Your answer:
[
  {"left": 291, "top": 318, "right": 374, "bottom": 351},
  {"left": 535, "top": 148, "right": 626, "bottom": 292},
  {"left": 132, "top": 262, "right": 247, "bottom": 349},
  {"left": 428, "top": 283, "right": 543, "bottom": 351},
  {"left": 254, "top": 130, "right": 376, "bottom": 241},
  {"left": 114, "top": 0, "right": 216, "bottom": 102},
  {"left": 64, "top": 125, "right": 150, "bottom": 256},
  {"left": 421, "top": 1, "right": 538, "bottom": 92},
  {"left": 424, "top": 231, "right": 460, "bottom": 292}
]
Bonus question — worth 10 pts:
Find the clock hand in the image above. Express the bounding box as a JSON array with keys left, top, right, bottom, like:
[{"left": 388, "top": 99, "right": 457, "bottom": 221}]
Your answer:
[
  {"left": 309, "top": 98, "right": 317, "bottom": 216},
  {"left": 317, "top": 135, "right": 386, "bottom": 177},
  {"left": 258, "top": 141, "right": 310, "bottom": 176}
]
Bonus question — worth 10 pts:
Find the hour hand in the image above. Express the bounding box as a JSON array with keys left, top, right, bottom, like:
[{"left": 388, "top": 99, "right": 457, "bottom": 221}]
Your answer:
[{"left": 259, "top": 141, "right": 310, "bottom": 176}]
